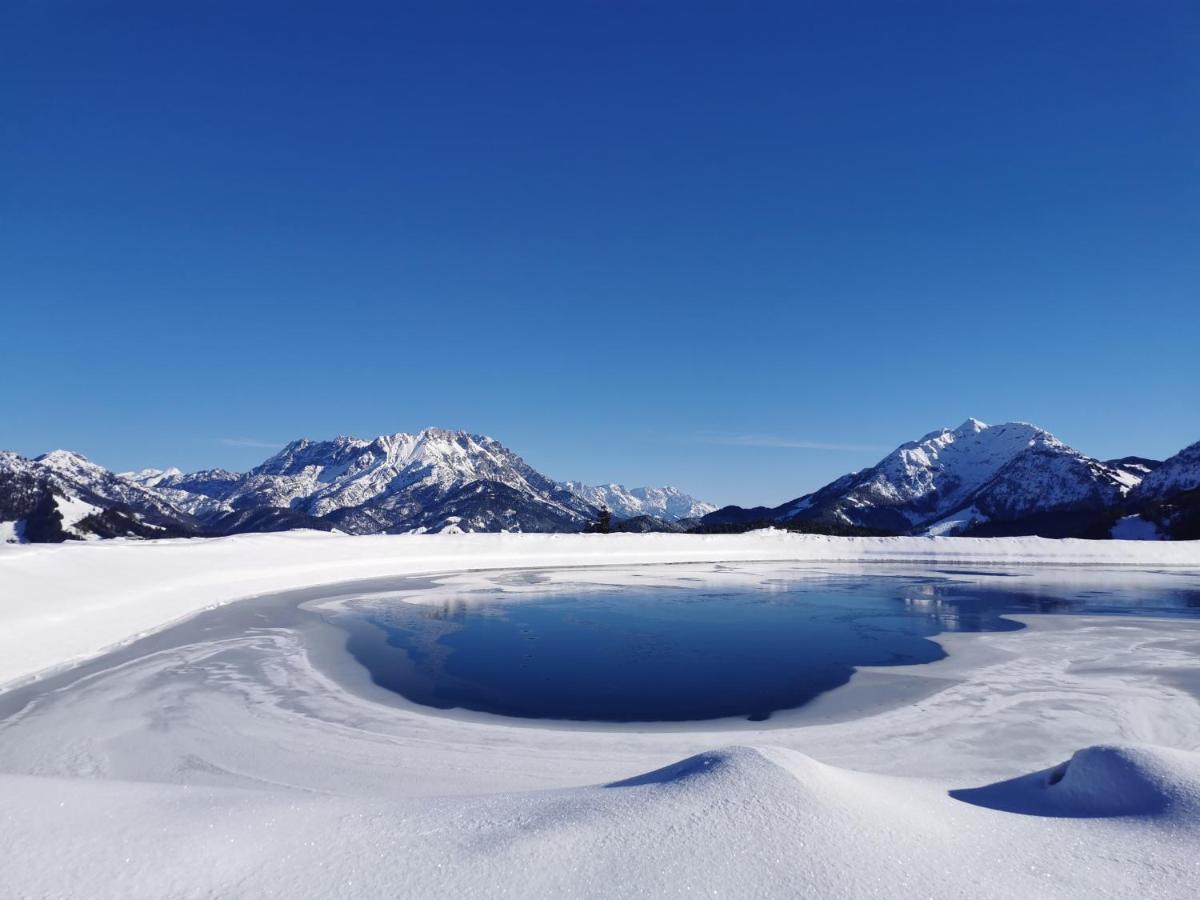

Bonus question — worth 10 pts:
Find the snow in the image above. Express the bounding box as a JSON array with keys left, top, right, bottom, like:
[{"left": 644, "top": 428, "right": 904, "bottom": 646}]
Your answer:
[
  {"left": 0, "top": 520, "right": 23, "bottom": 544},
  {"left": 4, "top": 737, "right": 1197, "bottom": 898},
  {"left": 950, "top": 743, "right": 1200, "bottom": 817},
  {"left": 1111, "top": 467, "right": 1144, "bottom": 491},
  {"left": 3, "top": 533, "right": 1200, "bottom": 898},
  {"left": 922, "top": 504, "right": 988, "bottom": 536},
  {"left": 1112, "top": 514, "right": 1162, "bottom": 540}
]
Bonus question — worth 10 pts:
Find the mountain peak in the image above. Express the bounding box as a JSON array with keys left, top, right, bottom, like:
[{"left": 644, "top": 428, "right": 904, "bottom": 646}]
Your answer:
[
  {"left": 35, "top": 449, "right": 107, "bottom": 479},
  {"left": 757, "top": 418, "right": 1137, "bottom": 537},
  {"left": 954, "top": 417, "right": 988, "bottom": 435},
  {"left": 37, "top": 448, "right": 91, "bottom": 465}
]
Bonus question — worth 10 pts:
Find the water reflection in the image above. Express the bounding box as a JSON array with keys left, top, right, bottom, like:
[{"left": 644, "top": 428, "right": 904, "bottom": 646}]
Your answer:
[{"left": 341, "top": 571, "right": 1200, "bottom": 724}]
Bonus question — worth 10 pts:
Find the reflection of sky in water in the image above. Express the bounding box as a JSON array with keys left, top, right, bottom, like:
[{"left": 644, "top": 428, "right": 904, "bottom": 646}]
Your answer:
[{"left": 341, "top": 572, "right": 1200, "bottom": 724}]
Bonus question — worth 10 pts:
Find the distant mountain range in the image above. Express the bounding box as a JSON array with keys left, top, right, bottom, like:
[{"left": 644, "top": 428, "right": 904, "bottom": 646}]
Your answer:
[
  {"left": 0, "top": 428, "right": 713, "bottom": 543},
  {"left": 1, "top": 420, "right": 1196, "bottom": 544}
]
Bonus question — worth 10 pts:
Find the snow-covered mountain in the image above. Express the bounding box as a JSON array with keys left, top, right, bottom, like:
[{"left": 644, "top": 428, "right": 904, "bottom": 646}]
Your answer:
[
  {"left": 561, "top": 482, "right": 715, "bottom": 522},
  {"left": 704, "top": 419, "right": 1160, "bottom": 538},
  {"left": 147, "top": 430, "right": 717, "bottom": 534},
  {"left": 198, "top": 429, "right": 602, "bottom": 534}
]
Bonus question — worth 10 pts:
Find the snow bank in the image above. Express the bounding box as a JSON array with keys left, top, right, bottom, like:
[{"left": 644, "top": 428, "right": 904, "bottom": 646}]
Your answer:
[{"left": 1, "top": 529, "right": 1197, "bottom": 689}]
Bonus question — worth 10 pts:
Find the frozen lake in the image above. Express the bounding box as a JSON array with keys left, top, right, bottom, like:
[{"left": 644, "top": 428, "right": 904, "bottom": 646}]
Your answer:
[
  {"left": 337, "top": 568, "right": 1200, "bottom": 723},
  {"left": 3, "top": 547, "right": 1200, "bottom": 899}
]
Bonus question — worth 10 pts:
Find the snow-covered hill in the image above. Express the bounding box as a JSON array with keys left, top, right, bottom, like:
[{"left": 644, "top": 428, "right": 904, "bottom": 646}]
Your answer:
[
  {"left": 562, "top": 482, "right": 715, "bottom": 522},
  {"left": 710, "top": 419, "right": 1161, "bottom": 538}
]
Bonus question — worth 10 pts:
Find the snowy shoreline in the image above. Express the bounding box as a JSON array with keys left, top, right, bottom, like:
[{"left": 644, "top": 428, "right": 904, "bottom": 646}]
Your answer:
[{"left": 2, "top": 529, "right": 1198, "bottom": 690}]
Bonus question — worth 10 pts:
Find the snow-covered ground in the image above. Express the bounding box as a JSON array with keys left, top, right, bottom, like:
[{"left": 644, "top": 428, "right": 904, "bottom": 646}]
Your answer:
[{"left": 2, "top": 532, "right": 1200, "bottom": 898}]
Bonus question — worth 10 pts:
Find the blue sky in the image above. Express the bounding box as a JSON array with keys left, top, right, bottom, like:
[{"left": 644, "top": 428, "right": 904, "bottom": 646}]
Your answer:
[{"left": 3, "top": 1, "right": 1197, "bottom": 506}]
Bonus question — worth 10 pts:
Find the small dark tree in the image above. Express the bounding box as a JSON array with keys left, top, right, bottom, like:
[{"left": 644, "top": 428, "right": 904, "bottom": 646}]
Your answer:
[{"left": 585, "top": 506, "right": 612, "bottom": 534}]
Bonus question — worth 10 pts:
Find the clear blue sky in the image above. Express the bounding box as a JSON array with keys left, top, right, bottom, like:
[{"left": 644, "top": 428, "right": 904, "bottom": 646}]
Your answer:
[{"left": 3, "top": 1, "right": 1197, "bottom": 506}]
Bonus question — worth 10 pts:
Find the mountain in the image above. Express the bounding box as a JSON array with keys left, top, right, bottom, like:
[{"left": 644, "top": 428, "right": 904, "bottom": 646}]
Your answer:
[
  {"left": 1122, "top": 441, "right": 1200, "bottom": 540},
  {"left": 561, "top": 482, "right": 715, "bottom": 522},
  {"left": 200, "top": 429, "right": 600, "bottom": 534},
  {"left": 3, "top": 428, "right": 718, "bottom": 542},
  {"left": 702, "top": 419, "right": 1159, "bottom": 539}
]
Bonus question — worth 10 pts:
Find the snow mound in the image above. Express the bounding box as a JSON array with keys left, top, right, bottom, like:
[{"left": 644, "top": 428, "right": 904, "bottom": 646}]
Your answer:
[
  {"left": 608, "top": 745, "right": 789, "bottom": 788},
  {"left": 952, "top": 744, "right": 1200, "bottom": 818},
  {"left": 603, "top": 745, "right": 889, "bottom": 820}
]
